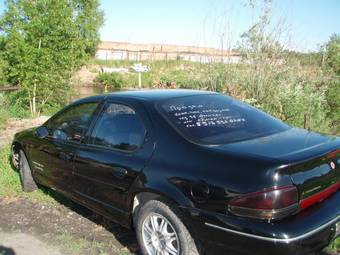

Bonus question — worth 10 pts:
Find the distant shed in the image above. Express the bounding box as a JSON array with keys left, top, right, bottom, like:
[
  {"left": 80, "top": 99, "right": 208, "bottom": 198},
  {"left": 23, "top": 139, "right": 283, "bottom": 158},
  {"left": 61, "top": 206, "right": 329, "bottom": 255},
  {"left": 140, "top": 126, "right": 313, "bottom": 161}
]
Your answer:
[{"left": 96, "top": 41, "right": 241, "bottom": 64}]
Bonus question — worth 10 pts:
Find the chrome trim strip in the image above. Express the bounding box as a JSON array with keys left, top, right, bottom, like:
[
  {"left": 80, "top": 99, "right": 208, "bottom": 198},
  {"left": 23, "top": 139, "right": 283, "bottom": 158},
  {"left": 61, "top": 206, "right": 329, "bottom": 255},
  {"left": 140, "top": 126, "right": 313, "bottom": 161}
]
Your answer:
[
  {"left": 205, "top": 215, "right": 340, "bottom": 243},
  {"left": 335, "top": 222, "right": 340, "bottom": 239}
]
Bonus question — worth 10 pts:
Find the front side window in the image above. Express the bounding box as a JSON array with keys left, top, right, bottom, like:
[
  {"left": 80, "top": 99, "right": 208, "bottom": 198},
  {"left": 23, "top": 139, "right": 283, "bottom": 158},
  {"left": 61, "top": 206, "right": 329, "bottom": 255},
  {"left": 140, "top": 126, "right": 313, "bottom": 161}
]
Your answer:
[
  {"left": 159, "top": 94, "right": 290, "bottom": 144},
  {"left": 47, "top": 102, "right": 99, "bottom": 142},
  {"left": 90, "top": 103, "right": 145, "bottom": 151}
]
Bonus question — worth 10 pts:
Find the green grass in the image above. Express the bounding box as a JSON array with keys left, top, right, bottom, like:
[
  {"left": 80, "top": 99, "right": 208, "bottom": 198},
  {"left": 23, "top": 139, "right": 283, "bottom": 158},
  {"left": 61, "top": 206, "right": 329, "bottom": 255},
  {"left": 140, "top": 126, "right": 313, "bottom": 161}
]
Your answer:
[
  {"left": 0, "top": 108, "right": 10, "bottom": 130},
  {"left": 330, "top": 236, "right": 340, "bottom": 251},
  {"left": 0, "top": 145, "right": 22, "bottom": 197},
  {"left": 56, "top": 233, "right": 132, "bottom": 255},
  {"left": 90, "top": 58, "right": 200, "bottom": 68}
]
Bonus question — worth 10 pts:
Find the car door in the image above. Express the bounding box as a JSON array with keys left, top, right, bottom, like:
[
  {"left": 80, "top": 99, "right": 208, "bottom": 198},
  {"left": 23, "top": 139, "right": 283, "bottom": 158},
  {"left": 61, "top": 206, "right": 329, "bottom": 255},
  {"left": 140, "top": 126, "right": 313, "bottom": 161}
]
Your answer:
[
  {"left": 29, "top": 101, "right": 101, "bottom": 192},
  {"left": 71, "top": 99, "right": 155, "bottom": 222}
]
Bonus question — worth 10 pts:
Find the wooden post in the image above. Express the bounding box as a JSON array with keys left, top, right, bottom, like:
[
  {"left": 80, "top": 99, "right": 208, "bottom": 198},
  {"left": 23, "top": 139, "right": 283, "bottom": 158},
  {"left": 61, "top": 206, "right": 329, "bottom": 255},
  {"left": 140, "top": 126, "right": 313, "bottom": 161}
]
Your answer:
[{"left": 304, "top": 113, "right": 310, "bottom": 130}]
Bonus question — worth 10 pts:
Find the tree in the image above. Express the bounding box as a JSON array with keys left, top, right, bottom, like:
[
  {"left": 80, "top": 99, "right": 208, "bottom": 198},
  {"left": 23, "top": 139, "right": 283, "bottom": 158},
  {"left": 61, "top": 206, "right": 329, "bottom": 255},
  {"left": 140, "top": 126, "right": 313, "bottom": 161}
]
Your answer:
[
  {"left": 0, "top": 0, "right": 103, "bottom": 116},
  {"left": 325, "top": 33, "right": 340, "bottom": 75},
  {"left": 72, "top": 0, "right": 104, "bottom": 57},
  {"left": 0, "top": 57, "right": 8, "bottom": 86},
  {"left": 234, "top": 0, "right": 331, "bottom": 133},
  {"left": 325, "top": 80, "right": 340, "bottom": 133},
  {"left": 324, "top": 34, "right": 340, "bottom": 133},
  {"left": 0, "top": 36, "right": 8, "bottom": 86},
  {"left": 238, "top": 0, "right": 284, "bottom": 62}
]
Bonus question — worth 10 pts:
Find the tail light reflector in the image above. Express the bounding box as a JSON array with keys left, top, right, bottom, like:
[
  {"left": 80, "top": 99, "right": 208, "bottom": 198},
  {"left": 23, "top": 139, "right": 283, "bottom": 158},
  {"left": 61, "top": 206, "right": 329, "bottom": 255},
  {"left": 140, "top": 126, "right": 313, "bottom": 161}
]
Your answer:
[{"left": 300, "top": 182, "right": 340, "bottom": 210}]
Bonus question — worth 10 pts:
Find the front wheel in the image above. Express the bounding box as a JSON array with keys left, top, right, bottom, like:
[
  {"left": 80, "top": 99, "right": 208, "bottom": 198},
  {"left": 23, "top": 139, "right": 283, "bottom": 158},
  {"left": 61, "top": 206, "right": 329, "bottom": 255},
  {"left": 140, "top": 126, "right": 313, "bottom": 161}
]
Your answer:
[
  {"left": 135, "top": 199, "right": 201, "bottom": 255},
  {"left": 19, "top": 150, "right": 38, "bottom": 192}
]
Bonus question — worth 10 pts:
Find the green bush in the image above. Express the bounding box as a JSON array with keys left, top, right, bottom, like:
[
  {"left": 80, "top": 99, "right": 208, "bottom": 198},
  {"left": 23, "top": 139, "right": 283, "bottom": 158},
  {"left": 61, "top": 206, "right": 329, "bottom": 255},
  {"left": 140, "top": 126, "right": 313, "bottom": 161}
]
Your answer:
[
  {"left": 4, "top": 91, "right": 31, "bottom": 118},
  {"left": 158, "top": 70, "right": 202, "bottom": 89},
  {"left": 0, "top": 92, "right": 30, "bottom": 130},
  {"left": 90, "top": 59, "right": 337, "bottom": 134},
  {"left": 325, "top": 34, "right": 340, "bottom": 75},
  {"left": 94, "top": 72, "right": 124, "bottom": 91},
  {"left": 325, "top": 79, "right": 340, "bottom": 133}
]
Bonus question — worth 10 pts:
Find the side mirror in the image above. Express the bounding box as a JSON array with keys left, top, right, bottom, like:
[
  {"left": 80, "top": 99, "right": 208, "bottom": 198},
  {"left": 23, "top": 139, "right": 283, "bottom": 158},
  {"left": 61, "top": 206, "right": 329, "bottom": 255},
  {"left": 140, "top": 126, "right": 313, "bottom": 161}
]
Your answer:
[{"left": 35, "top": 126, "right": 49, "bottom": 139}]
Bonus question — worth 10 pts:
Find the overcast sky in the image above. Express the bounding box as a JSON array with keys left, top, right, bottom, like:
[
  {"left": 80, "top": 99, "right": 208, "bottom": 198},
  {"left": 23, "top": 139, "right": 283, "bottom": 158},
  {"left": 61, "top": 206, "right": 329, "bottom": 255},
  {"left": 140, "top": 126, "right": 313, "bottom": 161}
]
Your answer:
[{"left": 1, "top": 0, "right": 339, "bottom": 52}]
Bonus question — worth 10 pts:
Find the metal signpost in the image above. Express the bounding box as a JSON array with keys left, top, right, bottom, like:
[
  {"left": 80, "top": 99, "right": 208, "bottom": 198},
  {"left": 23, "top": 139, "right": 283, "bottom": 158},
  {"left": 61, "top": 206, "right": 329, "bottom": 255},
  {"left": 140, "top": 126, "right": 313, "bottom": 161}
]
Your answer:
[{"left": 131, "top": 63, "right": 149, "bottom": 89}]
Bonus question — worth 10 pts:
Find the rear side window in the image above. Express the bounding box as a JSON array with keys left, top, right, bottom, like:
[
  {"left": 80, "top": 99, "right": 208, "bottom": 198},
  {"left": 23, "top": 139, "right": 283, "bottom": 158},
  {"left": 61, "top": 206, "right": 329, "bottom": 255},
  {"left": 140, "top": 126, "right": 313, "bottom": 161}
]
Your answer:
[
  {"left": 90, "top": 103, "right": 145, "bottom": 151},
  {"left": 159, "top": 94, "right": 289, "bottom": 144}
]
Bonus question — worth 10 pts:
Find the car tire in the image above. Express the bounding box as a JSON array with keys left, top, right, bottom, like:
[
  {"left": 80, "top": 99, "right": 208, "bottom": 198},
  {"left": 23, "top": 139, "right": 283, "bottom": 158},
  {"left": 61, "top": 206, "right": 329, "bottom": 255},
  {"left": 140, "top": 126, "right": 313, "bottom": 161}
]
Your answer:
[
  {"left": 19, "top": 150, "right": 38, "bottom": 192},
  {"left": 135, "top": 199, "right": 201, "bottom": 255},
  {"left": 11, "top": 145, "right": 20, "bottom": 170}
]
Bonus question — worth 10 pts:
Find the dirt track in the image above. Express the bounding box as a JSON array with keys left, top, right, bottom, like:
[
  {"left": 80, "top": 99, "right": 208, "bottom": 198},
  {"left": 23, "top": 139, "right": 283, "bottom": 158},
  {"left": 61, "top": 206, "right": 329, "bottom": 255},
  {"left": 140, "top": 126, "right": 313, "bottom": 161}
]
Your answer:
[
  {"left": 0, "top": 197, "right": 138, "bottom": 255},
  {"left": 0, "top": 117, "right": 49, "bottom": 148},
  {"left": 0, "top": 232, "right": 62, "bottom": 255}
]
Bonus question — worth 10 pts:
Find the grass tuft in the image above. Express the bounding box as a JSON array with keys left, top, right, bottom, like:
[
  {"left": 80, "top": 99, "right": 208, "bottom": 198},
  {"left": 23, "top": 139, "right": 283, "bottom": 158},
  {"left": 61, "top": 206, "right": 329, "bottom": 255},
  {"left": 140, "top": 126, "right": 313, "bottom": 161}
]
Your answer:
[
  {"left": 56, "top": 233, "right": 132, "bottom": 255},
  {"left": 0, "top": 145, "right": 58, "bottom": 205},
  {"left": 330, "top": 237, "right": 340, "bottom": 252}
]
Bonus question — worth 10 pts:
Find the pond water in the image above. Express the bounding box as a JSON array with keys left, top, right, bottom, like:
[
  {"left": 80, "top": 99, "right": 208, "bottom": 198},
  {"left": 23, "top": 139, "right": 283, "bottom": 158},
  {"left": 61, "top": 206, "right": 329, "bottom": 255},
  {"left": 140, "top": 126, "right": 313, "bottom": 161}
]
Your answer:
[{"left": 73, "top": 85, "right": 104, "bottom": 100}]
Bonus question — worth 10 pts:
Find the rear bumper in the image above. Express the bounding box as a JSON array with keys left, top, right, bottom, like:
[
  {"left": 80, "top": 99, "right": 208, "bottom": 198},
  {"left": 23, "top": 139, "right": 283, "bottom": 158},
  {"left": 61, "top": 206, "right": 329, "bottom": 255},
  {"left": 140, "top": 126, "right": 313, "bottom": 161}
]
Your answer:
[
  {"left": 182, "top": 191, "right": 340, "bottom": 255},
  {"left": 336, "top": 221, "right": 340, "bottom": 238},
  {"left": 205, "top": 215, "right": 339, "bottom": 243},
  {"left": 203, "top": 217, "right": 339, "bottom": 255}
]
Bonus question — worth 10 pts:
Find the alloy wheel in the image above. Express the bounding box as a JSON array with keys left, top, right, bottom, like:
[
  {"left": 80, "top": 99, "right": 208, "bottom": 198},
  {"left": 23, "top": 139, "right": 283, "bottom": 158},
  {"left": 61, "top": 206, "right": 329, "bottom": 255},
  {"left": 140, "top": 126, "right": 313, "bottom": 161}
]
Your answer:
[{"left": 142, "top": 213, "right": 180, "bottom": 255}]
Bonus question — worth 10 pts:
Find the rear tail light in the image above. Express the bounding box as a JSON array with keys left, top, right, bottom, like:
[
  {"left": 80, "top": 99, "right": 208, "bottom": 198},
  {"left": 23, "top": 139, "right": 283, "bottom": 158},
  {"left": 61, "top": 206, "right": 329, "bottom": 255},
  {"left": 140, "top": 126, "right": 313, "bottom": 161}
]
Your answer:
[
  {"left": 326, "top": 149, "right": 340, "bottom": 159},
  {"left": 228, "top": 185, "right": 299, "bottom": 220}
]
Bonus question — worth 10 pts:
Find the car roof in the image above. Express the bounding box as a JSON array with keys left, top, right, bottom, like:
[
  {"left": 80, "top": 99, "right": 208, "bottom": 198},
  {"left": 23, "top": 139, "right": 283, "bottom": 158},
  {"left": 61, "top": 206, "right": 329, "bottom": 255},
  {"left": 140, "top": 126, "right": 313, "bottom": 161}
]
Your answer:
[{"left": 74, "top": 89, "right": 217, "bottom": 104}]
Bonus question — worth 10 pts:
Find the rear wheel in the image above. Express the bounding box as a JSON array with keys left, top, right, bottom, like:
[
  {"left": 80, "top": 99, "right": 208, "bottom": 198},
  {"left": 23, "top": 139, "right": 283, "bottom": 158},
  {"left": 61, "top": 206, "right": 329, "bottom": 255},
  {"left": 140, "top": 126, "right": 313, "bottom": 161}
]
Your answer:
[
  {"left": 19, "top": 150, "right": 38, "bottom": 192},
  {"left": 135, "top": 199, "right": 201, "bottom": 255}
]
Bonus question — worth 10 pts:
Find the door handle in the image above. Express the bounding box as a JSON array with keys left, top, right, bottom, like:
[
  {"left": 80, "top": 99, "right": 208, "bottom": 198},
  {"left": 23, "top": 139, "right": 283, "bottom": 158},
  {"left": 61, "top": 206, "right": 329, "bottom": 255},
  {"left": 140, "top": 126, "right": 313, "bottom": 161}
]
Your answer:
[
  {"left": 60, "top": 152, "right": 74, "bottom": 161},
  {"left": 112, "top": 167, "right": 128, "bottom": 179}
]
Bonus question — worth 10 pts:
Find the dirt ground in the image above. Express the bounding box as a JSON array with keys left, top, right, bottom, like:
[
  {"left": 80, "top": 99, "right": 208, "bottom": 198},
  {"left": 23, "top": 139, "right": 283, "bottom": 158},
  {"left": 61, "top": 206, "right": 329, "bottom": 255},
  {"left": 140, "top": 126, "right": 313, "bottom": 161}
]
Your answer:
[
  {"left": 0, "top": 232, "right": 62, "bottom": 255},
  {"left": 0, "top": 196, "right": 338, "bottom": 255},
  {"left": 0, "top": 196, "right": 138, "bottom": 255},
  {"left": 0, "top": 117, "right": 49, "bottom": 148}
]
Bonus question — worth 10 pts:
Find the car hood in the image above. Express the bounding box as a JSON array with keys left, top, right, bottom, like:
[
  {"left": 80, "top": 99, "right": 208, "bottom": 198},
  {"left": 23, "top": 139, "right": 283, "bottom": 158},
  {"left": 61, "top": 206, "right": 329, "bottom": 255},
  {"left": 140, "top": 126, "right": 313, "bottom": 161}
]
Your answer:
[
  {"left": 211, "top": 128, "right": 340, "bottom": 163},
  {"left": 13, "top": 127, "right": 36, "bottom": 142}
]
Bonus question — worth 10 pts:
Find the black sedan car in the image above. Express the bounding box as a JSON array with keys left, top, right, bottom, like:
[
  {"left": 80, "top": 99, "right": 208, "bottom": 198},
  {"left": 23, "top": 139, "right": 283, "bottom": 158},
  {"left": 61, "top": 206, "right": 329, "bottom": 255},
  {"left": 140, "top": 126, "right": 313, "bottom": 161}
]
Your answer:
[{"left": 12, "top": 90, "right": 339, "bottom": 255}]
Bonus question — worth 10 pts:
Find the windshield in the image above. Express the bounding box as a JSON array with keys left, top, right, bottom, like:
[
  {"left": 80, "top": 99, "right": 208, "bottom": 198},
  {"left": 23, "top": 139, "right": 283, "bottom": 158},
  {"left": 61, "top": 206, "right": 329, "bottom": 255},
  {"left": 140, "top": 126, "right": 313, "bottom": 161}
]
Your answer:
[{"left": 159, "top": 94, "right": 290, "bottom": 144}]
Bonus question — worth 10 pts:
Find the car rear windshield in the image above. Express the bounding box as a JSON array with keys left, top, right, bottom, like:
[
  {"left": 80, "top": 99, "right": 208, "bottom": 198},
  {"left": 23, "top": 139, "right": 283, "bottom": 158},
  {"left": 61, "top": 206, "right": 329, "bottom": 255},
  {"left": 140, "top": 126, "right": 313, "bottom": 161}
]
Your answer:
[{"left": 159, "top": 94, "right": 290, "bottom": 144}]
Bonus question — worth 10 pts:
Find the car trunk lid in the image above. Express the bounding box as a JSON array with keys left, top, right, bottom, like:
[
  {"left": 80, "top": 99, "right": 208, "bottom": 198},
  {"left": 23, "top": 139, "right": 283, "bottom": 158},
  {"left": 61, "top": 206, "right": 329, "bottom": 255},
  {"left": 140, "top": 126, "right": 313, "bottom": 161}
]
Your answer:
[
  {"left": 280, "top": 149, "right": 339, "bottom": 211},
  {"left": 212, "top": 128, "right": 340, "bottom": 211}
]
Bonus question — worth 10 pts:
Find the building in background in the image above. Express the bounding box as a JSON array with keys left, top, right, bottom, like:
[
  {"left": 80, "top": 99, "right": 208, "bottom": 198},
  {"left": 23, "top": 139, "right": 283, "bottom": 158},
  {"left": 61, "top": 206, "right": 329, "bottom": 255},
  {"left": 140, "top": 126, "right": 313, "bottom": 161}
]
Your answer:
[{"left": 96, "top": 41, "right": 241, "bottom": 64}]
